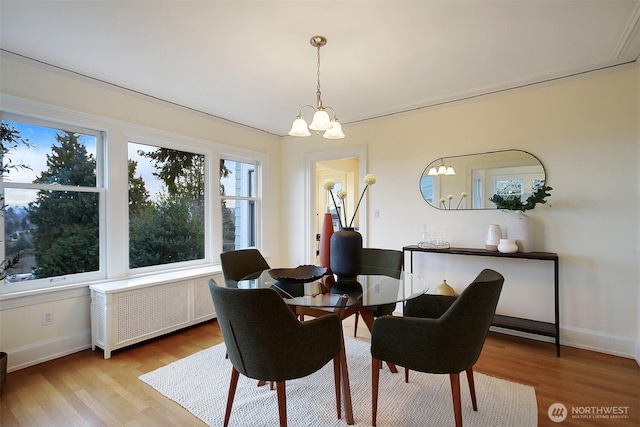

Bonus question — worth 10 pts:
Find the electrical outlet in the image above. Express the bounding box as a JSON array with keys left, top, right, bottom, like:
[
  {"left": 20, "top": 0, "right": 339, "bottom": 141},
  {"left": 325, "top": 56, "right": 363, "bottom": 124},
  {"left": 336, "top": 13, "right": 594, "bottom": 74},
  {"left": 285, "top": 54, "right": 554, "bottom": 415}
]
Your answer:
[{"left": 42, "top": 310, "right": 54, "bottom": 326}]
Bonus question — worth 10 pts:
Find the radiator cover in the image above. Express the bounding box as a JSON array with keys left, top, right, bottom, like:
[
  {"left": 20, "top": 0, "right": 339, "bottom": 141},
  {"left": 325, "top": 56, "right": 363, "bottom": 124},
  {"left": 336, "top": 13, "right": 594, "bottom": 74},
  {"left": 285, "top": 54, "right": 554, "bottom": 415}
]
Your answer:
[{"left": 90, "top": 273, "right": 219, "bottom": 358}]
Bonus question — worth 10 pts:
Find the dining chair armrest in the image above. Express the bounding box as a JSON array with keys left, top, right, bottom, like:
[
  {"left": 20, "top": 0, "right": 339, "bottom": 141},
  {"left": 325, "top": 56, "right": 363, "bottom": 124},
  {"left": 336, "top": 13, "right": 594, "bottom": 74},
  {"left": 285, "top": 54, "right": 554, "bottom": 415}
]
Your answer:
[
  {"left": 404, "top": 294, "right": 457, "bottom": 319},
  {"left": 298, "top": 313, "right": 342, "bottom": 347},
  {"left": 371, "top": 315, "right": 468, "bottom": 374}
]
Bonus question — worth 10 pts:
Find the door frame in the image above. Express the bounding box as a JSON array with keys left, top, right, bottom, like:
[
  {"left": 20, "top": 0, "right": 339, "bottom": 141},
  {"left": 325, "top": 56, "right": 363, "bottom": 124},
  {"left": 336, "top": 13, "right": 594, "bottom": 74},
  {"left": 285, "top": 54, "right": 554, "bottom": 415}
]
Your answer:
[{"left": 304, "top": 145, "right": 367, "bottom": 264}]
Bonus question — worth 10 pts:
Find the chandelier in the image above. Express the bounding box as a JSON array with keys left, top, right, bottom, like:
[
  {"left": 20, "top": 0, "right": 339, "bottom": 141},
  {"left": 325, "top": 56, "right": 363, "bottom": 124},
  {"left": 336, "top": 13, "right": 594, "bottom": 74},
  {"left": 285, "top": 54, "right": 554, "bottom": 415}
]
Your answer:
[
  {"left": 427, "top": 159, "right": 456, "bottom": 176},
  {"left": 288, "top": 36, "right": 345, "bottom": 139}
]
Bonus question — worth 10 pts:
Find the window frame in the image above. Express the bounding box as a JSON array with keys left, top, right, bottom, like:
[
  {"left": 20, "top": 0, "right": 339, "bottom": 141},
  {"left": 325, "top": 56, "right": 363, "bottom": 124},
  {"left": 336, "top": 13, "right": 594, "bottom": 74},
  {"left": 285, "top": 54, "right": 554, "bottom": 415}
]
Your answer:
[
  {"left": 219, "top": 154, "right": 262, "bottom": 252},
  {"left": 0, "top": 113, "right": 107, "bottom": 294},
  {"left": 125, "top": 133, "right": 212, "bottom": 277},
  {"left": 0, "top": 95, "right": 267, "bottom": 299}
]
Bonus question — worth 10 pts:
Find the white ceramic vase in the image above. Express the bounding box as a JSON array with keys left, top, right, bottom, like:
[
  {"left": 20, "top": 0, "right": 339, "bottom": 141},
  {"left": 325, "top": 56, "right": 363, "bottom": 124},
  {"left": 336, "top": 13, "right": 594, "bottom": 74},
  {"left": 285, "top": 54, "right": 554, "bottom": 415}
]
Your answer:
[
  {"left": 485, "top": 224, "right": 502, "bottom": 251},
  {"left": 497, "top": 238, "right": 518, "bottom": 253},
  {"left": 506, "top": 211, "right": 532, "bottom": 253}
]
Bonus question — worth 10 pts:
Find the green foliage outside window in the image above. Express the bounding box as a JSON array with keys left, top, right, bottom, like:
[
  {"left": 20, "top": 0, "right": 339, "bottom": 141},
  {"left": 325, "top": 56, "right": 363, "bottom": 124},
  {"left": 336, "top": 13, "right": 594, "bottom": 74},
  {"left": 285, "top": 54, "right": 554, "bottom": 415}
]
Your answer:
[
  {"left": 27, "top": 131, "right": 99, "bottom": 278},
  {"left": 128, "top": 145, "right": 205, "bottom": 269},
  {"left": 1, "top": 122, "right": 31, "bottom": 280}
]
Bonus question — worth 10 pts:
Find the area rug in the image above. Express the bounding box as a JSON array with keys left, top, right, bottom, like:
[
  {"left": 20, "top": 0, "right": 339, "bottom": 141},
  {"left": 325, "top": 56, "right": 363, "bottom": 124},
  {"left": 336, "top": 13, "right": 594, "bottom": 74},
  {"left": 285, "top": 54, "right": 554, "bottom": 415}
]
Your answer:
[{"left": 140, "top": 338, "right": 537, "bottom": 426}]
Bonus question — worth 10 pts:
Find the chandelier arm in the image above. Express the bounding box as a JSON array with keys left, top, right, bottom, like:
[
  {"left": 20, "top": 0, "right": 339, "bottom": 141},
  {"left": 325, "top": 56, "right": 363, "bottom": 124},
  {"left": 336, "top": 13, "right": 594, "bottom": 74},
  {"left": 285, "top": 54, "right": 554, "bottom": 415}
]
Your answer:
[
  {"left": 296, "top": 104, "right": 317, "bottom": 117},
  {"left": 323, "top": 106, "right": 338, "bottom": 120}
]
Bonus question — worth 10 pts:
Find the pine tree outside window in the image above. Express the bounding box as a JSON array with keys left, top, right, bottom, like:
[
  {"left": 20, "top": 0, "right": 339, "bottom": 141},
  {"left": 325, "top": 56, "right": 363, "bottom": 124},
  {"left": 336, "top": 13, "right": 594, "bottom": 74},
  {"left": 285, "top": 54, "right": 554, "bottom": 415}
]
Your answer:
[
  {"left": 128, "top": 142, "right": 205, "bottom": 269},
  {"left": 1, "top": 115, "right": 104, "bottom": 289}
]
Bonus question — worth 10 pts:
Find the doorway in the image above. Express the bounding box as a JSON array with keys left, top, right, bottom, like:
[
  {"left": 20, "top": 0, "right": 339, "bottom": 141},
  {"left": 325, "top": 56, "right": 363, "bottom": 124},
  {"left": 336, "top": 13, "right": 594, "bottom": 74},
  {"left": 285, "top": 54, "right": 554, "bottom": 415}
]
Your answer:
[{"left": 305, "top": 146, "right": 366, "bottom": 264}]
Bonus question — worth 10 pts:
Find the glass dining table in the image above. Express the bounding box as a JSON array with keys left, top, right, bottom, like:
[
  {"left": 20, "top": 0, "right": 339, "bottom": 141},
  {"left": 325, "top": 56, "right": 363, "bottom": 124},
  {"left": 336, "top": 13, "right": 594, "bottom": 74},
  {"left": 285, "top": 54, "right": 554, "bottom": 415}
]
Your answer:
[
  {"left": 236, "top": 268, "right": 428, "bottom": 309},
  {"left": 234, "top": 268, "right": 429, "bottom": 425}
]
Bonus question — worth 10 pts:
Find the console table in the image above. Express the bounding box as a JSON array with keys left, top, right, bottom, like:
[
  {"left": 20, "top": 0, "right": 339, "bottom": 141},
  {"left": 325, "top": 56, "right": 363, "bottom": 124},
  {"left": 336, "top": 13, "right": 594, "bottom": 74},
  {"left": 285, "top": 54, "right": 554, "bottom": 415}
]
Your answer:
[{"left": 403, "top": 245, "right": 560, "bottom": 356}]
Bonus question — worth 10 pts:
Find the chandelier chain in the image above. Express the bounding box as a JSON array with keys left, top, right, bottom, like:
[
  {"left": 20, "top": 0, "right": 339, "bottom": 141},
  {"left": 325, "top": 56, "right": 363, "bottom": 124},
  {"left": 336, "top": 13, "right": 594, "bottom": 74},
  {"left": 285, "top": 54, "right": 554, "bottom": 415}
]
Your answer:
[{"left": 316, "top": 45, "right": 323, "bottom": 108}]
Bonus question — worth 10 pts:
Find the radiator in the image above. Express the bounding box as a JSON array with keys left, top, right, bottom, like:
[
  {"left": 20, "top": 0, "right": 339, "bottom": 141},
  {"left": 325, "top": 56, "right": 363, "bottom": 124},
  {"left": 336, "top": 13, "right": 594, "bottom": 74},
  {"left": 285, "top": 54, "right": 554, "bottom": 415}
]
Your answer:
[{"left": 90, "top": 272, "right": 220, "bottom": 359}]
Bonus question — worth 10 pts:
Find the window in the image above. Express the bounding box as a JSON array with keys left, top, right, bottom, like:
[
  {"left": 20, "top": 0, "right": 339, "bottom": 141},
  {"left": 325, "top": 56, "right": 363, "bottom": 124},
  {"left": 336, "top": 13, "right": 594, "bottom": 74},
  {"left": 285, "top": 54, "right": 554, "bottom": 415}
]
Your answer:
[
  {"left": 220, "top": 159, "right": 258, "bottom": 252},
  {"left": 494, "top": 176, "right": 544, "bottom": 206},
  {"left": 1, "top": 115, "right": 104, "bottom": 287},
  {"left": 495, "top": 179, "right": 524, "bottom": 198},
  {"left": 1, "top": 100, "right": 265, "bottom": 296},
  {"left": 128, "top": 142, "right": 205, "bottom": 269},
  {"left": 419, "top": 175, "right": 434, "bottom": 205}
]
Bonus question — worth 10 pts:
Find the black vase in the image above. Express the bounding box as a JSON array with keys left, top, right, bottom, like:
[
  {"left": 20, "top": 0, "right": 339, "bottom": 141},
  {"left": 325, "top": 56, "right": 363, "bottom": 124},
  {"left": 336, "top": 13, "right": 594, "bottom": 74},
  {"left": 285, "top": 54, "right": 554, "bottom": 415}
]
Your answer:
[{"left": 330, "top": 228, "right": 363, "bottom": 282}]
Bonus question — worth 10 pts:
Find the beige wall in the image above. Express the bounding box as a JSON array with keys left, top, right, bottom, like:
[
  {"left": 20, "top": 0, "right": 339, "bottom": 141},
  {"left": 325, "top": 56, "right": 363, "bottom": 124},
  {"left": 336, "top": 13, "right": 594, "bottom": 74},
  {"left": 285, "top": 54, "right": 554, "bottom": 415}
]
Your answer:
[{"left": 283, "top": 64, "right": 640, "bottom": 359}]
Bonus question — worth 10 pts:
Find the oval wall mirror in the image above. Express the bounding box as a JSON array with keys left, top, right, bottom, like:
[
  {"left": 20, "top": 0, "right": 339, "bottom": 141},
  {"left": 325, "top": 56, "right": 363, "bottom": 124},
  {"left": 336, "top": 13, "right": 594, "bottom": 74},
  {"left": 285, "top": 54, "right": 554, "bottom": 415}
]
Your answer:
[{"left": 419, "top": 149, "right": 546, "bottom": 210}]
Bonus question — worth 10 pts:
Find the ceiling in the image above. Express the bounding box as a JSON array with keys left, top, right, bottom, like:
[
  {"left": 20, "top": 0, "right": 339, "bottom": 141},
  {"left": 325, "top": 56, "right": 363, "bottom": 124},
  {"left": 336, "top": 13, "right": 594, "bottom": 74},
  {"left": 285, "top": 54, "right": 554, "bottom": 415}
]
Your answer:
[{"left": 1, "top": 1, "right": 639, "bottom": 137}]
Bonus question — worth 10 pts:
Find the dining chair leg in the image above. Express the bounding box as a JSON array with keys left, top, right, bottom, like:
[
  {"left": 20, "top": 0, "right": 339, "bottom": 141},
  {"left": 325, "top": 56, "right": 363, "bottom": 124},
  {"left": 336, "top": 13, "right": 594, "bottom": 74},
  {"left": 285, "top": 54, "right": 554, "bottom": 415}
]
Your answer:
[
  {"left": 372, "top": 357, "right": 382, "bottom": 426},
  {"left": 353, "top": 312, "right": 360, "bottom": 337},
  {"left": 338, "top": 335, "right": 355, "bottom": 425},
  {"left": 449, "top": 373, "right": 463, "bottom": 427},
  {"left": 276, "top": 381, "right": 287, "bottom": 427},
  {"left": 404, "top": 367, "right": 409, "bottom": 383},
  {"left": 466, "top": 367, "right": 478, "bottom": 411},
  {"left": 360, "top": 308, "right": 398, "bottom": 374},
  {"left": 224, "top": 367, "right": 240, "bottom": 427},
  {"left": 333, "top": 354, "right": 342, "bottom": 419}
]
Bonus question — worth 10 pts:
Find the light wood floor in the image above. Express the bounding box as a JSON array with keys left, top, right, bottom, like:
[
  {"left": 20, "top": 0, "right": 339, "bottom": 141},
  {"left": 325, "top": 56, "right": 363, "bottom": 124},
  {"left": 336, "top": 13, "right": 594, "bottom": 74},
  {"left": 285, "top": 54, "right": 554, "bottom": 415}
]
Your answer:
[{"left": 1, "top": 318, "right": 638, "bottom": 426}]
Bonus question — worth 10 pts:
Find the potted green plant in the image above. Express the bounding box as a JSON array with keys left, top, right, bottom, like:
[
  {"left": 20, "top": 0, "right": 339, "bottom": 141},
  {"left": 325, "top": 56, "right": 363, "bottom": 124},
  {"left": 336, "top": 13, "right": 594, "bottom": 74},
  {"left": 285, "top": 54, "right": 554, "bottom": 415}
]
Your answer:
[
  {"left": 489, "top": 185, "right": 552, "bottom": 212},
  {"left": 489, "top": 185, "right": 552, "bottom": 252}
]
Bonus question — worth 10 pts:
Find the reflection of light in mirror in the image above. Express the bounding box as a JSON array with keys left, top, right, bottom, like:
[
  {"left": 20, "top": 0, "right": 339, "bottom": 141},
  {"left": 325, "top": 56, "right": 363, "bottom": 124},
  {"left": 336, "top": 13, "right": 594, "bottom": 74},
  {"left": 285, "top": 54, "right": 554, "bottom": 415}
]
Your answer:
[
  {"left": 427, "top": 159, "right": 456, "bottom": 176},
  {"left": 421, "top": 150, "right": 545, "bottom": 210}
]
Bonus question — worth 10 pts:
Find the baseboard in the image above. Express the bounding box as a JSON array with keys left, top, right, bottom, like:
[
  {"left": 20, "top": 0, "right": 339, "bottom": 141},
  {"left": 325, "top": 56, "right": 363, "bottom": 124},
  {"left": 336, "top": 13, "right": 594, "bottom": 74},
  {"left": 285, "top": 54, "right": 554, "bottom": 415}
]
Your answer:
[
  {"left": 491, "top": 325, "right": 637, "bottom": 360},
  {"left": 6, "top": 329, "right": 92, "bottom": 372},
  {"left": 560, "top": 325, "right": 637, "bottom": 359}
]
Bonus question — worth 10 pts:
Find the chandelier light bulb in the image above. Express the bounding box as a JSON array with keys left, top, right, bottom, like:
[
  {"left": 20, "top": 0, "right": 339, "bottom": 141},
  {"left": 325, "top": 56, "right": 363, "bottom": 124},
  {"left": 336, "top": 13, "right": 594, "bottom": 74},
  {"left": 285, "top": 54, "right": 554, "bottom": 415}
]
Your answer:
[
  {"left": 288, "top": 117, "right": 311, "bottom": 136},
  {"left": 309, "top": 109, "right": 331, "bottom": 131},
  {"left": 323, "top": 120, "right": 345, "bottom": 139}
]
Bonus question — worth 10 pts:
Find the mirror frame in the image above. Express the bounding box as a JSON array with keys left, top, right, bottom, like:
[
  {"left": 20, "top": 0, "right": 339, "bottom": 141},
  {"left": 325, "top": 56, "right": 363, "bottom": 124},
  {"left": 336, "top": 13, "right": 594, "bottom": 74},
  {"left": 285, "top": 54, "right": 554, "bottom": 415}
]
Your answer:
[{"left": 420, "top": 149, "right": 546, "bottom": 210}]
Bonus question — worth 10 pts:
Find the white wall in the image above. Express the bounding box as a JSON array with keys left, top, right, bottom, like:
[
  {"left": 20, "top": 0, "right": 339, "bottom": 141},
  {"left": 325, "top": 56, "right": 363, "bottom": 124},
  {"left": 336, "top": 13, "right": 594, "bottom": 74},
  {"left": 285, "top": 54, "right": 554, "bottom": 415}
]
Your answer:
[
  {"left": 0, "top": 54, "right": 282, "bottom": 370},
  {"left": 282, "top": 64, "right": 640, "bottom": 360}
]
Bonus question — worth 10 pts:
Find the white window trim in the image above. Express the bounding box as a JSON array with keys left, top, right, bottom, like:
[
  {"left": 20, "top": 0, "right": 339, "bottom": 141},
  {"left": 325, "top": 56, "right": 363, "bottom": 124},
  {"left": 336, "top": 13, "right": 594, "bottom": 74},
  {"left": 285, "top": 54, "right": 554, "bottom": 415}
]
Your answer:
[
  {"left": 217, "top": 150, "right": 266, "bottom": 256},
  {"left": 0, "top": 94, "right": 268, "bottom": 301},
  {"left": 1, "top": 112, "right": 107, "bottom": 294}
]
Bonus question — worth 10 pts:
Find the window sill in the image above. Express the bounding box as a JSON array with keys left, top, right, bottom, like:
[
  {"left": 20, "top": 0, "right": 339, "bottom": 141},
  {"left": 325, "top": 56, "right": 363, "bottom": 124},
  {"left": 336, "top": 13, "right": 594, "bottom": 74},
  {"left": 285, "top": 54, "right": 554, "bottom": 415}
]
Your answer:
[{"left": 0, "top": 264, "right": 222, "bottom": 309}]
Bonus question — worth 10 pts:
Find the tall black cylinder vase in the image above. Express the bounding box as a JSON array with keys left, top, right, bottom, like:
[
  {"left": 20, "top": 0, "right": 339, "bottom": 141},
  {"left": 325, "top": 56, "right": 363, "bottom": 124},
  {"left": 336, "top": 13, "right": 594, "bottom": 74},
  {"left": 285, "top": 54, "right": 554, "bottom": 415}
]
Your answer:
[{"left": 330, "top": 227, "right": 363, "bottom": 283}]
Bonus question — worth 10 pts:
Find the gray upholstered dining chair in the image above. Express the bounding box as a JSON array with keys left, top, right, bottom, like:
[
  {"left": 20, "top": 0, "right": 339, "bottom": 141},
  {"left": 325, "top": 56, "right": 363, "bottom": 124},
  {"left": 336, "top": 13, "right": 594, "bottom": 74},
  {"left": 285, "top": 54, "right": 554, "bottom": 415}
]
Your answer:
[
  {"left": 219, "top": 248, "right": 271, "bottom": 361},
  {"left": 352, "top": 248, "right": 403, "bottom": 336},
  {"left": 220, "top": 248, "right": 270, "bottom": 287},
  {"left": 208, "top": 280, "right": 344, "bottom": 427},
  {"left": 370, "top": 268, "right": 504, "bottom": 427}
]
